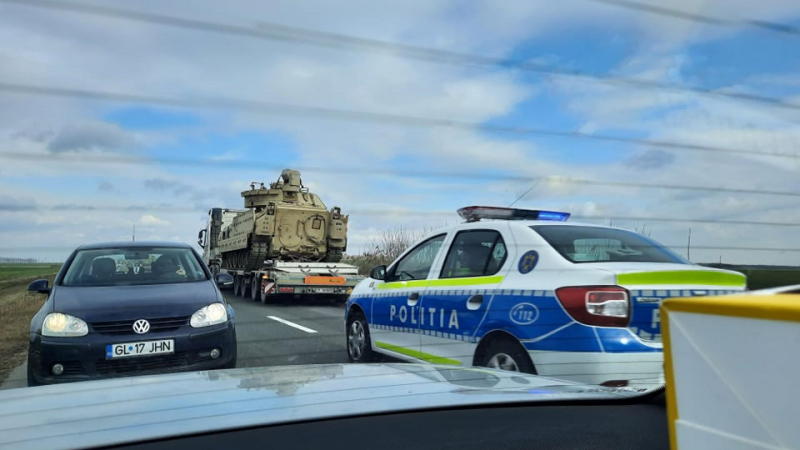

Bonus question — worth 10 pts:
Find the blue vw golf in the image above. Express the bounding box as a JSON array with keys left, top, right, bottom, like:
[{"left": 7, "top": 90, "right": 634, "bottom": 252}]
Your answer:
[{"left": 26, "top": 242, "right": 236, "bottom": 386}]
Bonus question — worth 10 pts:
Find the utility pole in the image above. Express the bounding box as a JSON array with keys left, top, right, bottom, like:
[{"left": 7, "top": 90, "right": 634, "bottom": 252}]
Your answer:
[
  {"left": 687, "top": 228, "right": 692, "bottom": 261},
  {"left": 132, "top": 225, "right": 136, "bottom": 242}
]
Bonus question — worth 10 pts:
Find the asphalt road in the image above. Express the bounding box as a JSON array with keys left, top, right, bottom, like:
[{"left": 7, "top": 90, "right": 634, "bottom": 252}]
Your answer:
[
  {"left": 225, "top": 291, "right": 352, "bottom": 368},
  {"left": 0, "top": 290, "right": 354, "bottom": 390}
]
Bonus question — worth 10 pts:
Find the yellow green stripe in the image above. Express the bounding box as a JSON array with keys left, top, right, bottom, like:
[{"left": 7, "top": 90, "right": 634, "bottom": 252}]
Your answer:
[
  {"left": 375, "top": 341, "right": 461, "bottom": 365},
  {"left": 617, "top": 270, "right": 746, "bottom": 287},
  {"left": 377, "top": 275, "right": 503, "bottom": 290},
  {"left": 376, "top": 280, "right": 428, "bottom": 290}
]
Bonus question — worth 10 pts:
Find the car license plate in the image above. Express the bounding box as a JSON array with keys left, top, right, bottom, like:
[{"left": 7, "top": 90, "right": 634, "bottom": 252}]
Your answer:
[
  {"left": 316, "top": 287, "right": 334, "bottom": 294},
  {"left": 106, "top": 340, "right": 174, "bottom": 359}
]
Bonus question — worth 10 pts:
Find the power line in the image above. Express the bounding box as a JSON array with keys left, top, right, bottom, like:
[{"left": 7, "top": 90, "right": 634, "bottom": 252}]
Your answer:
[
  {"left": 1, "top": 83, "right": 799, "bottom": 161},
  {"left": 572, "top": 215, "right": 800, "bottom": 228},
  {"left": 585, "top": 0, "right": 800, "bottom": 36},
  {"left": 2, "top": 147, "right": 800, "bottom": 198},
  {"left": 2, "top": 202, "right": 800, "bottom": 230},
  {"left": 2, "top": 0, "right": 800, "bottom": 112}
]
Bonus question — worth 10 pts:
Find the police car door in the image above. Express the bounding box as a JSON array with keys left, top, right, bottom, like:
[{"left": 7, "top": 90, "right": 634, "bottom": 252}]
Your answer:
[
  {"left": 369, "top": 234, "right": 447, "bottom": 360},
  {"left": 418, "top": 225, "right": 511, "bottom": 366}
]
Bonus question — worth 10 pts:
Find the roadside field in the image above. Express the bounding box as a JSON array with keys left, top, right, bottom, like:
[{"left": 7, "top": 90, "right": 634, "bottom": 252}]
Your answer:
[
  {"left": 0, "top": 263, "right": 62, "bottom": 282},
  {"left": 742, "top": 269, "right": 800, "bottom": 291},
  {"left": 0, "top": 265, "right": 60, "bottom": 385},
  {"left": 0, "top": 276, "right": 53, "bottom": 384}
]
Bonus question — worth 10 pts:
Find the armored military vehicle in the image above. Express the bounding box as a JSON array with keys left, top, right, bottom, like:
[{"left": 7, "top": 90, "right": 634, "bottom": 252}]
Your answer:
[
  {"left": 216, "top": 169, "right": 348, "bottom": 270},
  {"left": 198, "top": 169, "right": 362, "bottom": 303}
]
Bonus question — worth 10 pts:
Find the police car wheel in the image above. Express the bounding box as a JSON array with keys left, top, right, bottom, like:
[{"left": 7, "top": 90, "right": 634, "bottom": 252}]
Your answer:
[
  {"left": 347, "top": 313, "right": 373, "bottom": 362},
  {"left": 477, "top": 339, "right": 535, "bottom": 374},
  {"left": 487, "top": 353, "right": 520, "bottom": 372}
]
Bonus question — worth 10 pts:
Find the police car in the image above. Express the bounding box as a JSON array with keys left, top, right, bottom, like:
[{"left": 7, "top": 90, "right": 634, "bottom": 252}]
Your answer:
[{"left": 345, "top": 206, "right": 747, "bottom": 388}]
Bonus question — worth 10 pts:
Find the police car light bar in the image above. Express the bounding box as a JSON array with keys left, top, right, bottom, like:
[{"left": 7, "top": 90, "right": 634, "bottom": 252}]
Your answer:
[{"left": 457, "top": 206, "right": 571, "bottom": 222}]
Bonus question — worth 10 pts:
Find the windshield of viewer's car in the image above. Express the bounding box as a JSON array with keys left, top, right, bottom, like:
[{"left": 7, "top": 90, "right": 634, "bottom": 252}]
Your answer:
[
  {"left": 62, "top": 248, "right": 208, "bottom": 287},
  {"left": 532, "top": 226, "right": 689, "bottom": 264},
  {"left": 3, "top": 2, "right": 800, "bottom": 441}
]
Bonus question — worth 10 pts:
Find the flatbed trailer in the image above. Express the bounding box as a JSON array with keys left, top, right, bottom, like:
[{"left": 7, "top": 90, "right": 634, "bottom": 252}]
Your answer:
[{"left": 223, "top": 261, "right": 363, "bottom": 303}]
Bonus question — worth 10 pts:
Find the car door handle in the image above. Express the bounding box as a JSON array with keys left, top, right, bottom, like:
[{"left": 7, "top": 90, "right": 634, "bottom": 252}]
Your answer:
[
  {"left": 466, "top": 294, "right": 483, "bottom": 310},
  {"left": 408, "top": 292, "right": 419, "bottom": 306}
]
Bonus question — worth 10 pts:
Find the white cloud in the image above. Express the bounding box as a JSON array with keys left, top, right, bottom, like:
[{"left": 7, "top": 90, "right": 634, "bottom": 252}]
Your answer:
[
  {"left": 138, "top": 214, "right": 170, "bottom": 226},
  {"left": 1, "top": 0, "right": 800, "bottom": 267}
]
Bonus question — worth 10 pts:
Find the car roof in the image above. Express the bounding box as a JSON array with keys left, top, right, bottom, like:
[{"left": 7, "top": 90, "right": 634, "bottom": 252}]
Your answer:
[
  {"left": 75, "top": 241, "right": 193, "bottom": 250},
  {"left": 446, "top": 220, "right": 623, "bottom": 230},
  {"left": 418, "top": 220, "right": 630, "bottom": 242},
  {"left": 511, "top": 220, "right": 615, "bottom": 228}
]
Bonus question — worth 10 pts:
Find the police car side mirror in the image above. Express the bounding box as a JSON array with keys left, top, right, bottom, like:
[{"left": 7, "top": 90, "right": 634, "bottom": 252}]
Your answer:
[{"left": 370, "top": 265, "right": 386, "bottom": 281}]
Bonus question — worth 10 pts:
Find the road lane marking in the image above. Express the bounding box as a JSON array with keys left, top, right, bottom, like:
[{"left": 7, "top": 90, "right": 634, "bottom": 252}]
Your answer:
[{"left": 267, "top": 315, "right": 318, "bottom": 334}]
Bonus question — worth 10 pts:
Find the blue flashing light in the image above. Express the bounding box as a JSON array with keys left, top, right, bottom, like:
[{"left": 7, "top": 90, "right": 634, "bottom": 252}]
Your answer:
[
  {"left": 458, "top": 206, "right": 571, "bottom": 222},
  {"left": 536, "top": 211, "right": 571, "bottom": 221}
]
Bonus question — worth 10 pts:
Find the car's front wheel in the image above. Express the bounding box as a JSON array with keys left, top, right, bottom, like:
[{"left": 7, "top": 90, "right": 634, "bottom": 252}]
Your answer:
[
  {"left": 26, "top": 348, "right": 40, "bottom": 387},
  {"left": 221, "top": 341, "right": 237, "bottom": 369},
  {"left": 475, "top": 337, "right": 536, "bottom": 374},
  {"left": 346, "top": 311, "right": 374, "bottom": 363}
]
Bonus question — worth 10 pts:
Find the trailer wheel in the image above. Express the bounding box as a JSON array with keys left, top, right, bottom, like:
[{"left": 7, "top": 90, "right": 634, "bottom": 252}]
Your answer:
[
  {"left": 233, "top": 275, "right": 241, "bottom": 296},
  {"left": 250, "top": 276, "right": 259, "bottom": 301},
  {"left": 240, "top": 276, "right": 251, "bottom": 298},
  {"left": 260, "top": 284, "right": 269, "bottom": 303}
]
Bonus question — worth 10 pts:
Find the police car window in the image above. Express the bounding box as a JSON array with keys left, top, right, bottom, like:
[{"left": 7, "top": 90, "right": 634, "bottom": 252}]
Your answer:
[
  {"left": 441, "top": 230, "right": 507, "bottom": 278},
  {"left": 531, "top": 225, "right": 688, "bottom": 264},
  {"left": 388, "top": 234, "right": 446, "bottom": 281}
]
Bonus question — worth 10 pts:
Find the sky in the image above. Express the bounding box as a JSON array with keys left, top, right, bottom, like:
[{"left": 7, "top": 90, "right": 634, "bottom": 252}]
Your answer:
[{"left": 1, "top": 0, "right": 799, "bottom": 265}]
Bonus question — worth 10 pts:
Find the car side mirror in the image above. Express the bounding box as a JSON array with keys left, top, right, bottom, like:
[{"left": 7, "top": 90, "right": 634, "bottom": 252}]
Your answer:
[
  {"left": 28, "top": 279, "right": 50, "bottom": 294},
  {"left": 214, "top": 273, "right": 234, "bottom": 289},
  {"left": 369, "top": 265, "right": 387, "bottom": 280}
]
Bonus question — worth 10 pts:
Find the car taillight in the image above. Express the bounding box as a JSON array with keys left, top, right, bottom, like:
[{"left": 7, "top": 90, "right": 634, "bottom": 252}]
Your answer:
[
  {"left": 278, "top": 287, "right": 294, "bottom": 293},
  {"left": 555, "top": 286, "right": 630, "bottom": 327}
]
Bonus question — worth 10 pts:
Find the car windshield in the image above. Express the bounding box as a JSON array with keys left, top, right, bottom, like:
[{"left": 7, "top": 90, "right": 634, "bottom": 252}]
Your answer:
[
  {"left": 61, "top": 247, "right": 208, "bottom": 287},
  {"left": 532, "top": 225, "right": 689, "bottom": 264},
  {"left": 2, "top": 1, "right": 800, "bottom": 448}
]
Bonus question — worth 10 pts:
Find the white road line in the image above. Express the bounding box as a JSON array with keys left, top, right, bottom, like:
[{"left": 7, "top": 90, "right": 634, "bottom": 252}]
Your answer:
[{"left": 266, "top": 315, "right": 318, "bottom": 334}]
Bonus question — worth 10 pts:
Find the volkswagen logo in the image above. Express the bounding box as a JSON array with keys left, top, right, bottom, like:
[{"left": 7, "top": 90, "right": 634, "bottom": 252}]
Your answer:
[{"left": 132, "top": 319, "right": 150, "bottom": 334}]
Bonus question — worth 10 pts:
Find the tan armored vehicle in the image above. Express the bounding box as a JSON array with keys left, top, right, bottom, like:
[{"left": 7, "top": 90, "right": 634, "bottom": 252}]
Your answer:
[{"left": 214, "top": 169, "right": 349, "bottom": 271}]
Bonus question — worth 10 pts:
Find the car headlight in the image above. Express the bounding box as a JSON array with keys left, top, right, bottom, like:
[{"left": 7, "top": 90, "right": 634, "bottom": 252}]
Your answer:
[
  {"left": 190, "top": 303, "right": 228, "bottom": 328},
  {"left": 43, "top": 313, "right": 88, "bottom": 337}
]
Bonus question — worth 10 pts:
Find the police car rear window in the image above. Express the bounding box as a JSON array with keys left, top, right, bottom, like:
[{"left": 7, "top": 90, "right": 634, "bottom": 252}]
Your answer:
[{"left": 531, "top": 225, "right": 688, "bottom": 264}]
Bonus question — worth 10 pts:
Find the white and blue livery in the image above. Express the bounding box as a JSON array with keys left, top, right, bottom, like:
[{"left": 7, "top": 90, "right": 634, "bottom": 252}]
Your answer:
[{"left": 345, "top": 206, "right": 746, "bottom": 388}]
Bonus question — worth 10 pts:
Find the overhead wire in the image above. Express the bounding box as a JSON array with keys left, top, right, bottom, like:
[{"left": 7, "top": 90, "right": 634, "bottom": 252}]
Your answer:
[
  {"left": 585, "top": 0, "right": 800, "bottom": 37},
  {"left": 2, "top": 83, "right": 798, "bottom": 161},
  {"left": 1, "top": 0, "right": 799, "bottom": 113},
  {"left": 3, "top": 200, "right": 800, "bottom": 228},
  {"left": 2, "top": 149, "right": 800, "bottom": 199},
  {"left": 0, "top": 3, "right": 796, "bottom": 257}
]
